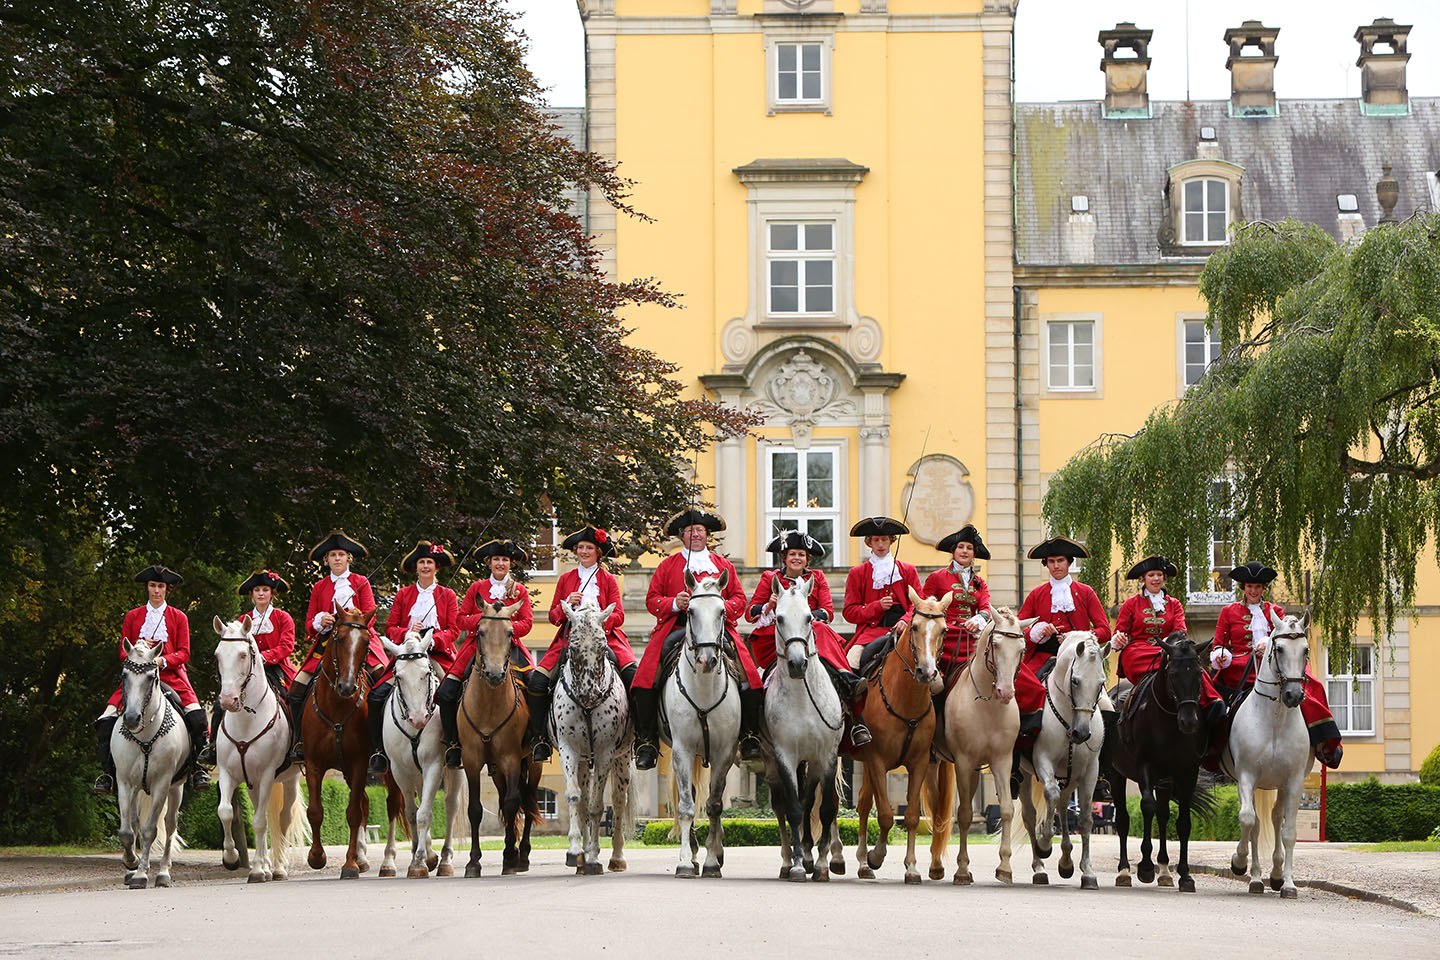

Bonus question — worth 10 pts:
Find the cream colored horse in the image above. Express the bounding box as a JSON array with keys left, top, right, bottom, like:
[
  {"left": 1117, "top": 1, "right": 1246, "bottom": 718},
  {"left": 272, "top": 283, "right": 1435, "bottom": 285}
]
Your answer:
[{"left": 924, "top": 606, "right": 1036, "bottom": 885}]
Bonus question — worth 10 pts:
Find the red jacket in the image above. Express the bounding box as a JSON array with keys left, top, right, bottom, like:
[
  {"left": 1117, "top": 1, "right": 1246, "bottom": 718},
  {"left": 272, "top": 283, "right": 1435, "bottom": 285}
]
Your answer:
[
  {"left": 745, "top": 568, "right": 848, "bottom": 673},
  {"left": 537, "top": 566, "right": 633, "bottom": 673},
  {"left": 638, "top": 551, "right": 758, "bottom": 689},
  {"left": 246, "top": 606, "right": 298, "bottom": 685},
  {"left": 1115, "top": 592, "right": 1187, "bottom": 680},
  {"left": 451, "top": 578, "right": 535, "bottom": 678},
  {"left": 1017, "top": 579, "right": 1111, "bottom": 668},
  {"left": 300, "top": 572, "right": 385, "bottom": 670},
  {"left": 922, "top": 566, "right": 991, "bottom": 671},
  {"left": 842, "top": 558, "right": 921, "bottom": 650},
  {"left": 1212, "top": 600, "right": 1285, "bottom": 690},
  {"left": 384, "top": 583, "right": 460, "bottom": 678},
  {"left": 107, "top": 605, "right": 197, "bottom": 708}
]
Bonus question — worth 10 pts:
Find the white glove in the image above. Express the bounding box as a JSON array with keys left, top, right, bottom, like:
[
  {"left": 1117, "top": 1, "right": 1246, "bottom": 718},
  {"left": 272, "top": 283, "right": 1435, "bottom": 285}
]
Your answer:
[
  {"left": 963, "top": 614, "right": 987, "bottom": 634},
  {"left": 1210, "top": 648, "right": 1234, "bottom": 671}
]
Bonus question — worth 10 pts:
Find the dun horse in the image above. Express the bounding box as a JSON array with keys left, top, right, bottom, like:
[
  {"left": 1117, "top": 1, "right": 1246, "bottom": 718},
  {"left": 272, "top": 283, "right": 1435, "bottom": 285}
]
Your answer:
[
  {"left": 854, "top": 587, "right": 944, "bottom": 884},
  {"left": 458, "top": 598, "right": 543, "bottom": 878}
]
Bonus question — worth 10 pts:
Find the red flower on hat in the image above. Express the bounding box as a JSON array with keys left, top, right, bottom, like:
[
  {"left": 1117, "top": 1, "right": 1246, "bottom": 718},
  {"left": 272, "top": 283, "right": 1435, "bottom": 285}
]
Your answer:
[
  {"left": 594, "top": 528, "right": 609, "bottom": 544},
  {"left": 433, "top": 543, "right": 445, "bottom": 553}
]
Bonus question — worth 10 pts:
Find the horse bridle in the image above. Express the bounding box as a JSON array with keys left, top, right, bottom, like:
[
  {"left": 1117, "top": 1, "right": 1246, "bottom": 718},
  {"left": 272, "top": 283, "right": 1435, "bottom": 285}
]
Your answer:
[
  {"left": 216, "top": 634, "right": 261, "bottom": 714},
  {"left": 774, "top": 617, "right": 842, "bottom": 732},
  {"left": 900, "top": 608, "right": 945, "bottom": 683},
  {"left": 216, "top": 633, "right": 282, "bottom": 788},
  {"left": 119, "top": 657, "right": 177, "bottom": 793},
  {"left": 671, "top": 592, "right": 732, "bottom": 766},
  {"left": 684, "top": 591, "right": 727, "bottom": 669},
  {"left": 970, "top": 626, "right": 1023, "bottom": 701},
  {"left": 459, "top": 613, "right": 524, "bottom": 744},
  {"left": 319, "top": 619, "right": 371, "bottom": 696},
  {"left": 1252, "top": 628, "right": 1307, "bottom": 702},
  {"left": 474, "top": 612, "right": 516, "bottom": 684},
  {"left": 1151, "top": 648, "right": 1203, "bottom": 717}
]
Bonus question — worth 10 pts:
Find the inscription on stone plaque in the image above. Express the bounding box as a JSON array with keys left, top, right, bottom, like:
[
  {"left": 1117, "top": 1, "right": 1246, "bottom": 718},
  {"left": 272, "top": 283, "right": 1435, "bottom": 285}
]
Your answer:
[{"left": 901, "top": 455, "right": 975, "bottom": 546}]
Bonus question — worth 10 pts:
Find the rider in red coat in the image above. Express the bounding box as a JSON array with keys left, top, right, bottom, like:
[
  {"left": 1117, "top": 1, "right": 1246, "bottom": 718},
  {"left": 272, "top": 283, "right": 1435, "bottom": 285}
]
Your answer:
[
  {"left": 1016, "top": 537, "right": 1111, "bottom": 727},
  {"left": 285, "top": 531, "right": 383, "bottom": 760},
  {"left": 527, "top": 526, "right": 636, "bottom": 763},
  {"left": 844, "top": 516, "right": 922, "bottom": 670},
  {"left": 94, "top": 565, "right": 209, "bottom": 795},
  {"left": 918, "top": 525, "right": 995, "bottom": 747},
  {"left": 746, "top": 530, "right": 871, "bottom": 746},
  {"left": 1210, "top": 561, "right": 1342, "bottom": 768},
  {"left": 199, "top": 569, "right": 296, "bottom": 767},
  {"left": 632, "top": 509, "right": 763, "bottom": 770},
  {"left": 366, "top": 539, "right": 459, "bottom": 775}
]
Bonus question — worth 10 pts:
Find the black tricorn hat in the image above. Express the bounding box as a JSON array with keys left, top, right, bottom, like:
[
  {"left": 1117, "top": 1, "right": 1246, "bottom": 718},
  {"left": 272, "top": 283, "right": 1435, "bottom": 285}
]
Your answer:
[
  {"left": 474, "top": 538, "right": 530, "bottom": 567},
  {"left": 849, "top": 516, "right": 909, "bottom": 538},
  {"left": 1228, "top": 561, "right": 1278, "bottom": 585},
  {"left": 1027, "top": 536, "right": 1088, "bottom": 562},
  {"left": 401, "top": 540, "right": 457, "bottom": 574},
  {"left": 937, "top": 525, "right": 990, "bottom": 560},
  {"left": 664, "top": 508, "right": 726, "bottom": 537},
  {"left": 561, "top": 526, "right": 617, "bottom": 559},
  {"left": 134, "top": 565, "right": 183, "bottom": 586},
  {"left": 309, "top": 530, "right": 369, "bottom": 563},
  {"left": 238, "top": 569, "right": 289, "bottom": 595},
  {"left": 1126, "top": 555, "right": 1178, "bottom": 580},
  {"left": 766, "top": 529, "right": 826, "bottom": 559}
]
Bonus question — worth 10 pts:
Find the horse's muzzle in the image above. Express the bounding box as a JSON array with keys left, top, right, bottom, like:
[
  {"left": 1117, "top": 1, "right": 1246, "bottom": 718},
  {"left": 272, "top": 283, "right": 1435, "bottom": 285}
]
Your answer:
[
  {"left": 483, "top": 670, "right": 506, "bottom": 687},
  {"left": 696, "top": 651, "right": 717, "bottom": 673},
  {"left": 218, "top": 693, "right": 241, "bottom": 712},
  {"left": 995, "top": 685, "right": 1014, "bottom": 704},
  {"left": 1178, "top": 704, "right": 1201, "bottom": 736},
  {"left": 786, "top": 649, "right": 807, "bottom": 679},
  {"left": 122, "top": 710, "right": 142, "bottom": 730},
  {"left": 1069, "top": 723, "right": 1092, "bottom": 744},
  {"left": 336, "top": 681, "right": 357, "bottom": 699},
  {"left": 1282, "top": 685, "right": 1304, "bottom": 709},
  {"left": 409, "top": 712, "right": 431, "bottom": 729}
]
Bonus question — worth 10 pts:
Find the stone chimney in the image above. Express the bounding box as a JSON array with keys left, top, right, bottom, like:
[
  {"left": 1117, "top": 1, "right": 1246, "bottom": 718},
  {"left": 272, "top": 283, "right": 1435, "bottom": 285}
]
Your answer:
[
  {"left": 1356, "top": 18, "right": 1411, "bottom": 116},
  {"left": 1225, "top": 21, "right": 1279, "bottom": 117},
  {"left": 1098, "top": 22, "right": 1153, "bottom": 118}
]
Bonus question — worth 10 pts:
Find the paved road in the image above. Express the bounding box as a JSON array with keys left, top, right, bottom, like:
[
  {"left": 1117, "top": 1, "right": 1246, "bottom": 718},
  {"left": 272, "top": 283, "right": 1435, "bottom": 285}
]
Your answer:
[{"left": 1, "top": 839, "right": 1434, "bottom": 959}]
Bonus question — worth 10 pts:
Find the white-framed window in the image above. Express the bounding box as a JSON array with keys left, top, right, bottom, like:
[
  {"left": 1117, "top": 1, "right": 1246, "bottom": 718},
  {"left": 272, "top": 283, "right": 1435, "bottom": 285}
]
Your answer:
[
  {"left": 526, "top": 518, "right": 559, "bottom": 577},
  {"left": 1186, "top": 478, "right": 1238, "bottom": 600},
  {"left": 537, "top": 787, "right": 559, "bottom": 818},
  {"left": 776, "top": 42, "right": 823, "bottom": 104},
  {"left": 1183, "top": 177, "right": 1229, "bottom": 245},
  {"left": 1045, "top": 318, "right": 1097, "bottom": 392},
  {"left": 767, "top": 221, "right": 835, "bottom": 316},
  {"left": 765, "top": 446, "right": 840, "bottom": 564},
  {"left": 1327, "top": 645, "right": 1376, "bottom": 737},
  {"left": 1182, "top": 318, "right": 1222, "bottom": 388}
]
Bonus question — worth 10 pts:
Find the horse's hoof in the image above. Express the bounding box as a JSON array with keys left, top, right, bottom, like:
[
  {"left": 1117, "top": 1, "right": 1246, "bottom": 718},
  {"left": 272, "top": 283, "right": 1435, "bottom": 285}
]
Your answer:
[
  {"left": 779, "top": 867, "right": 791, "bottom": 880},
  {"left": 1157, "top": 873, "right": 1174, "bottom": 888},
  {"left": 584, "top": 862, "right": 604, "bottom": 876},
  {"left": 812, "top": 868, "right": 829, "bottom": 883},
  {"left": 378, "top": 866, "right": 396, "bottom": 878},
  {"left": 1032, "top": 873, "right": 1049, "bottom": 885},
  {"left": 1179, "top": 876, "right": 1196, "bottom": 893},
  {"left": 787, "top": 866, "right": 808, "bottom": 883},
  {"left": 701, "top": 864, "right": 722, "bottom": 879},
  {"left": 436, "top": 864, "right": 454, "bottom": 878},
  {"left": 608, "top": 858, "right": 627, "bottom": 873},
  {"left": 271, "top": 870, "right": 287, "bottom": 881},
  {"left": 308, "top": 850, "right": 326, "bottom": 870},
  {"left": 904, "top": 872, "right": 922, "bottom": 885},
  {"left": 426, "top": 853, "right": 438, "bottom": 871},
  {"left": 153, "top": 874, "right": 171, "bottom": 889},
  {"left": 676, "top": 864, "right": 697, "bottom": 878},
  {"left": 1036, "top": 844, "right": 1052, "bottom": 860},
  {"left": 126, "top": 875, "right": 147, "bottom": 890},
  {"left": 1115, "top": 873, "right": 1132, "bottom": 888},
  {"left": 565, "top": 852, "right": 579, "bottom": 868},
  {"left": 1232, "top": 859, "right": 1247, "bottom": 876},
  {"left": 867, "top": 850, "right": 885, "bottom": 870},
  {"left": 929, "top": 865, "right": 946, "bottom": 881},
  {"left": 340, "top": 867, "right": 359, "bottom": 880},
  {"left": 1137, "top": 864, "right": 1155, "bottom": 884},
  {"left": 518, "top": 862, "right": 530, "bottom": 873},
  {"left": 1058, "top": 862, "right": 1074, "bottom": 879},
  {"left": 247, "top": 872, "right": 266, "bottom": 884},
  {"left": 1280, "top": 887, "right": 1298, "bottom": 900},
  {"left": 465, "top": 864, "right": 481, "bottom": 879},
  {"left": 1081, "top": 875, "right": 1098, "bottom": 891},
  {"left": 223, "top": 850, "right": 241, "bottom": 871},
  {"left": 995, "top": 868, "right": 1012, "bottom": 885},
  {"left": 357, "top": 860, "right": 369, "bottom": 874},
  {"left": 829, "top": 859, "right": 845, "bottom": 876},
  {"left": 407, "top": 865, "right": 429, "bottom": 879},
  {"left": 857, "top": 865, "right": 875, "bottom": 880},
  {"left": 1270, "top": 876, "right": 1284, "bottom": 892},
  {"left": 502, "top": 866, "right": 518, "bottom": 876},
  {"left": 953, "top": 871, "right": 973, "bottom": 885}
]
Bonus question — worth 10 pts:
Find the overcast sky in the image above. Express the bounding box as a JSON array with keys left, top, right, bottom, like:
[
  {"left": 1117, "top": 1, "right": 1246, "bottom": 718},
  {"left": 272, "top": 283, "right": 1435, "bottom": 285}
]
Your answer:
[{"left": 504, "top": 0, "right": 1440, "bottom": 107}]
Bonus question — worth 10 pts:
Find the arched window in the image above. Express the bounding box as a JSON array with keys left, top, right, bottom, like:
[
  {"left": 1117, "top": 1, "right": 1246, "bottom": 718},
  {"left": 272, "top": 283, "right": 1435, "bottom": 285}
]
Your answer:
[{"left": 1183, "top": 177, "right": 1229, "bottom": 244}]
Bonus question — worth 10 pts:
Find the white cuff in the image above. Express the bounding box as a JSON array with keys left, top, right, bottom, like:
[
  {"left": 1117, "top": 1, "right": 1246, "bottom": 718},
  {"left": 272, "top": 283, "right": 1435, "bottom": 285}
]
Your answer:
[
  {"left": 672, "top": 598, "right": 680, "bottom": 612},
  {"left": 1028, "top": 622, "right": 1047, "bottom": 643},
  {"left": 311, "top": 612, "right": 327, "bottom": 631},
  {"left": 1210, "top": 648, "right": 1234, "bottom": 671},
  {"left": 963, "top": 614, "right": 986, "bottom": 632}
]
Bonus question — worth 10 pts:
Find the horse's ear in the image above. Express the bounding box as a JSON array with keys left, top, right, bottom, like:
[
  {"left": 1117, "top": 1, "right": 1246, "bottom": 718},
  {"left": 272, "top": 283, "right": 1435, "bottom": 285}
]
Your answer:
[
  {"left": 1018, "top": 616, "right": 1040, "bottom": 631},
  {"left": 239, "top": 613, "right": 252, "bottom": 633},
  {"left": 684, "top": 569, "right": 697, "bottom": 593},
  {"left": 364, "top": 608, "right": 377, "bottom": 626},
  {"left": 382, "top": 637, "right": 402, "bottom": 658},
  {"left": 1195, "top": 639, "right": 1213, "bottom": 659},
  {"left": 1097, "top": 641, "right": 1112, "bottom": 658},
  {"left": 1298, "top": 608, "right": 1310, "bottom": 632},
  {"left": 717, "top": 567, "right": 730, "bottom": 591},
  {"left": 1268, "top": 607, "right": 1285, "bottom": 630},
  {"left": 908, "top": 585, "right": 923, "bottom": 607},
  {"left": 798, "top": 574, "right": 813, "bottom": 596},
  {"left": 122, "top": 637, "right": 133, "bottom": 657},
  {"left": 420, "top": 627, "right": 435, "bottom": 651},
  {"left": 600, "top": 602, "right": 617, "bottom": 623},
  {"left": 212, "top": 615, "right": 226, "bottom": 635},
  {"left": 1157, "top": 634, "right": 1175, "bottom": 654},
  {"left": 504, "top": 598, "right": 524, "bottom": 617},
  {"left": 936, "top": 589, "right": 955, "bottom": 612}
]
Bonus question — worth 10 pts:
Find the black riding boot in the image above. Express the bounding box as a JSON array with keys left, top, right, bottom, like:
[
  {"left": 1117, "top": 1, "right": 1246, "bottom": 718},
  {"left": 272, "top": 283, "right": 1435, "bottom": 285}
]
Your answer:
[
  {"left": 198, "top": 699, "right": 222, "bottom": 766},
  {"left": 931, "top": 693, "right": 947, "bottom": 760},
  {"left": 182, "top": 709, "right": 210, "bottom": 791},
  {"left": 523, "top": 670, "right": 553, "bottom": 763},
  {"left": 620, "top": 661, "right": 638, "bottom": 693},
  {"left": 286, "top": 680, "right": 310, "bottom": 761},
  {"left": 631, "top": 686, "right": 660, "bottom": 770},
  {"left": 824, "top": 661, "right": 871, "bottom": 747},
  {"left": 367, "top": 682, "right": 390, "bottom": 775},
  {"left": 93, "top": 715, "right": 118, "bottom": 796},
  {"left": 738, "top": 687, "right": 766, "bottom": 761},
  {"left": 1096, "top": 709, "right": 1119, "bottom": 800},
  {"left": 438, "top": 677, "right": 463, "bottom": 768}
]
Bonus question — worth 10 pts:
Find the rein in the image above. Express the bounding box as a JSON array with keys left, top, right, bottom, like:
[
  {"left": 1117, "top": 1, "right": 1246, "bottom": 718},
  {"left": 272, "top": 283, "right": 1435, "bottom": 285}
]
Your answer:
[
  {"left": 461, "top": 621, "right": 523, "bottom": 744},
  {"left": 390, "top": 649, "right": 438, "bottom": 769},
  {"left": 558, "top": 625, "right": 622, "bottom": 770},
  {"left": 672, "top": 592, "right": 732, "bottom": 767},
  {"left": 878, "top": 613, "right": 941, "bottom": 759},
  {"left": 968, "top": 628, "right": 1022, "bottom": 701},
  {"left": 781, "top": 635, "right": 843, "bottom": 731},
  {"left": 217, "top": 636, "right": 283, "bottom": 788},
  {"left": 1043, "top": 653, "right": 1102, "bottom": 788},
  {"left": 118, "top": 660, "right": 177, "bottom": 794},
  {"left": 1251, "top": 631, "right": 1306, "bottom": 702},
  {"left": 309, "top": 623, "right": 369, "bottom": 769}
]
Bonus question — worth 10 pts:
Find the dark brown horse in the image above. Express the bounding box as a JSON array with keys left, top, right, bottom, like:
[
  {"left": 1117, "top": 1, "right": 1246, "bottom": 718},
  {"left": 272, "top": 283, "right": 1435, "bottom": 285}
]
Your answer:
[
  {"left": 301, "top": 606, "right": 401, "bottom": 879},
  {"left": 457, "top": 598, "right": 543, "bottom": 877}
]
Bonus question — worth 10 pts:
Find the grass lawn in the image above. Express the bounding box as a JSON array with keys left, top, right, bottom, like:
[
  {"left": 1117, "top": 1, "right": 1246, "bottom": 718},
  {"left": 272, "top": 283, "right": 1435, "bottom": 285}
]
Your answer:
[
  {"left": 1346, "top": 840, "right": 1440, "bottom": 853},
  {"left": 0, "top": 844, "right": 119, "bottom": 857}
]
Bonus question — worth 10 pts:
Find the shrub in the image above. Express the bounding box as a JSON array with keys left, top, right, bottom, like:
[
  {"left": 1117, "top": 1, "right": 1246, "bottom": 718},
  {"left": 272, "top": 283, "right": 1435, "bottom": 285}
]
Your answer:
[
  {"left": 177, "top": 783, "right": 255, "bottom": 849},
  {"left": 1123, "top": 783, "right": 1240, "bottom": 841},
  {"left": 639, "top": 817, "right": 900, "bottom": 847},
  {"left": 1326, "top": 778, "right": 1440, "bottom": 842},
  {"left": 1419, "top": 742, "right": 1440, "bottom": 788}
]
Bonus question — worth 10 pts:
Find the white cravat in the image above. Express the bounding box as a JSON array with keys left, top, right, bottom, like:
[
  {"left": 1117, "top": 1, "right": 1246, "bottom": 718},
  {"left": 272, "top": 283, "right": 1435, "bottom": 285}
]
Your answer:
[
  {"left": 684, "top": 549, "right": 720, "bottom": 576},
  {"left": 1049, "top": 575, "right": 1076, "bottom": 613},
  {"left": 487, "top": 576, "right": 510, "bottom": 602},
  {"left": 250, "top": 606, "right": 275, "bottom": 635},
  {"left": 1146, "top": 590, "right": 1167, "bottom": 614},
  {"left": 330, "top": 571, "right": 355, "bottom": 609},
  {"left": 408, "top": 583, "right": 438, "bottom": 629},
  {"left": 141, "top": 602, "right": 169, "bottom": 644},
  {"left": 869, "top": 553, "right": 897, "bottom": 590},
  {"left": 577, "top": 563, "right": 601, "bottom": 605},
  {"left": 951, "top": 563, "right": 974, "bottom": 588},
  {"left": 1248, "top": 604, "right": 1271, "bottom": 641}
]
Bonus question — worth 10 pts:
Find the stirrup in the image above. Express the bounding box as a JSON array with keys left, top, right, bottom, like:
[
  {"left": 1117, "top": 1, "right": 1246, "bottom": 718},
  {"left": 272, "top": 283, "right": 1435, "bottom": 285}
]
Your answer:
[
  {"left": 445, "top": 743, "right": 462, "bottom": 768},
  {"left": 289, "top": 741, "right": 305, "bottom": 762},
  {"left": 92, "top": 774, "right": 115, "bottom": 797},
  {"left": 368, "top": 752, "right": 388, "bottom": 775},
  {"left": 849, "top": 722, "right": 873, "bottom": 748},
  {"left": 531, "top": 740, "right": 552, "bottom": 763},
  {"left": 634, "top": 741, "right": 658, "bottom": 770},
  {"left": 738, "top": 734, "right": 762, "bottom": 761},
  {"left": 197, "top": 743, "right": 217, "bottom": 766},
  {"left": 188, "top": 766, "right": 211, "bottom": 791}
]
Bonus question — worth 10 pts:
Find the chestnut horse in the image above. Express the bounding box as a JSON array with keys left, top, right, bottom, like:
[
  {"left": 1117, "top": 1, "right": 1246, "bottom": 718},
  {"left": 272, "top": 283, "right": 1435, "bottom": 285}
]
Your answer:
[
  {"left": 854, "top": 586, "right": 945, "bottom": 884},
  {"left": 301, "top": 605, "right": 400, "bottom": 879},
  {"left": 458, "top": 597, "right": 543, "bottom": 878}
]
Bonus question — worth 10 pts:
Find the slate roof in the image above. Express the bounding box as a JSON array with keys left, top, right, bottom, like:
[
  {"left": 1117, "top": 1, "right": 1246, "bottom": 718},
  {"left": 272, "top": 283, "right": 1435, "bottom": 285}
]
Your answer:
[{"left": 1015, "top": 98, "right": 1440, "bottom": 266}]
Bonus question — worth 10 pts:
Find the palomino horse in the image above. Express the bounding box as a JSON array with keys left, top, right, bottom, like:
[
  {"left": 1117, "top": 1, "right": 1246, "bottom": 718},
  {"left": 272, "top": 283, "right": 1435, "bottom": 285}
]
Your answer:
[
  {"left": 458, "top": 598, "right": 542, "bottom": 878},
  {"left": 1018, "top": 630, "right": 1110, "bottom": 889},
  {"left": 1223, "top": 611, "right": 1314, "bottom": 899},
  {"left": 854, "top": 586, "right": 944, "bottom": 884},
  {"left": 212, "top": 616, "right": 305, "bottom": 883},
  {"left": 552, "top": 598, "right": 633, "bottom": 875},
  {"left": 380, "top": 629, "right": 465, "bottom": 879},
  {"left": 113, "top": 639, "right": 190, "bottom": 888},
  {"left": 925, "top": 606, "right": 1034, "bottom": 885},
  {"left": 1108, "top": 630, "right": 1215, "bottom": 893},
  {"left": 660, "top": 571, "right": 740, "bottom": 878},
  {"left": 300, "top": 605, "right": 401, "bottom": 879},
  {"left": 763, "top": 576, "right": 844, "bottom": 883}
]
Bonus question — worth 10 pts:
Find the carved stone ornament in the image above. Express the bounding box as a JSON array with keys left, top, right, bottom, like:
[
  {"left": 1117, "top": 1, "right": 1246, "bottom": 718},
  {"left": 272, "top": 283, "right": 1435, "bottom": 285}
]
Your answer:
[
  {"left": 900, "top": 455, "right": 976, "bottom": 547},
  {"left": 768, "top": 351, "right": 837, "bottom": 418}
]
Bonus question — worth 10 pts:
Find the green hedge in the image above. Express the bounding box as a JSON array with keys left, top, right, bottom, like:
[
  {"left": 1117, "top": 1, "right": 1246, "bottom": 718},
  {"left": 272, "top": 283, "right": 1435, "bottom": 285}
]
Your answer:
[
  {"left": 1326, "top": 779, "right": 1440, "bottom": 842},
  {"left": 639, "top": 817, "right": 900, "bottom": 847},
  {"left": 308, "top": 780, "right": 455, "bottom": 845},
  {"left": 1122, "top": 784, "right": 1240, "bottom": 841},
  {"left": 1419, "top": 742, "right": 1440, "bottom": 788},
  {"left": 177, "top": 783, "right": 255, "bottom": 849}
]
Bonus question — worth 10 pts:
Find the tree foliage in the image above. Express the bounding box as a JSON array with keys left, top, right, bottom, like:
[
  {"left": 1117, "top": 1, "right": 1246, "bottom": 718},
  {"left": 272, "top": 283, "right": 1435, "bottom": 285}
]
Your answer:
[
  {"left": 1044, "top": 217, "right": 1440, "bottom": 645},
  {"left": 0, "top": 0, "right": 748, "bottom": 840}
]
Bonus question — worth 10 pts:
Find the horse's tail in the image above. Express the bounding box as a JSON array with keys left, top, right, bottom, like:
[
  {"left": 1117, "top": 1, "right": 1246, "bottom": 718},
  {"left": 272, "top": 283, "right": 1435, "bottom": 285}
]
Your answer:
[
  {"left": 666, "top": 756, "right": 711, "bottom": 840},
  {"left": 519, "top": 767, "right": 545, "bottom": 824},
  {"left": 269, "top": 780, "right": 307, "bottom": 872},
  {"left": 610, "top": 760, "right": 635, "bottom": 841},
  {"left": 1188, "top": 773, "right": 1221, "bottom": 820},
  {"left": 445, "top": 768, "right": 470, "bottom": 836},
  {"left": 924, "top": 761, "right": 956, "bottom": 857},
  {"left": 1254, "top": 788, "right": 1277, "bottom": 864}
]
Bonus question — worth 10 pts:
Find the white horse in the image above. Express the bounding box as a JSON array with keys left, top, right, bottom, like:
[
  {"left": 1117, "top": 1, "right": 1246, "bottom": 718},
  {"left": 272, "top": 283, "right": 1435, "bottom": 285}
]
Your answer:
[
  {"left": 1223, "top": 610, "right": 1315, "bottom": 900},
  {"left": 212, "top": 616, "right": 305, "bottom": 883},
  {"left": 1018, "top": 629, "right": 1110, "bottom": 889},
  {"left": 926, "top": 606, "right": 1036, "bottom": 885},
  {"left": 552, "top": 599, "right": 633, "bottom": 875},
  {"left": 381, "top": 628, "right": 465, "bottom": 879},
  {"left": 763, "top": 576, "right": 844, "bottom": 883},
  {"left": 660, "top": 571, "right": 741, "bottom": 878},
  {"left": 113, "top": 639, "right": 190, "bottom": 888}
]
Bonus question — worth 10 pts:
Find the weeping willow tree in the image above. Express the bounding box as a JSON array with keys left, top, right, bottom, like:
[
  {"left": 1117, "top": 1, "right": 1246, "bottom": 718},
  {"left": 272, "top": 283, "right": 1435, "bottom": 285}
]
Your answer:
[{"left": 1043, "top": 216, "right": 1440, "bottom": 646}]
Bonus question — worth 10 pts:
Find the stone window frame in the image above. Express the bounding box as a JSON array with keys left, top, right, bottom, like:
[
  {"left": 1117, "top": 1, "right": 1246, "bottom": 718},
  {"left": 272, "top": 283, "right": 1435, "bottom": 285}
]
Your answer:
[
  {"left": 766, "top": 220, "right": 837, "bottom": 317},
  {"left": 1177, "top": 312, "right": 1222, "bottom": 396},
  {"left": 760, "top": 441, "right": 848, "bottom": 566},
  {"left": 773, "top": 41, "right": 827, "bottom": 108},
  {"left": 763, "top": 18, "right": 838, "bottom": 116},
  {"left": 1162, "top": 159, "right": 1244, "bottom": 257},
  {"left": 1325, "top": 642, "right": 1378, "bottom": 739},
  {"left": 1041, "top": 312, "right": 1103, "bottom": 396}
]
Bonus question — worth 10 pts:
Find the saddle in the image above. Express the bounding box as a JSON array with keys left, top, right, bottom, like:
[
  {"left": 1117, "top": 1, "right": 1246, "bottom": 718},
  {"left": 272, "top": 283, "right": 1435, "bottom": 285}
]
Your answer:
[
  {"left": 1034, "top": 656, "right": 1058, "bottom": 685},
  {"left": 659, "top": 632, "right": 743, "bottom": 689},
  {"left": 858, "top": 634, "right": 895, "bottom": 683},
  {"left": 1113, "top": 674, "right": 1153, "bottom": 743}
]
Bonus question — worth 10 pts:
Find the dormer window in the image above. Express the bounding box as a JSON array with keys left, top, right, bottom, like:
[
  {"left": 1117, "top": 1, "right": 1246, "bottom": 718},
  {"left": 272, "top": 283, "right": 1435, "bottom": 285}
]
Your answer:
[
  {"left": 1183, "top": 177, "right": 1229, "bottom": 244},
  {"left": 1163, "top": 158, "right": 1244, "bottom": 255}
]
